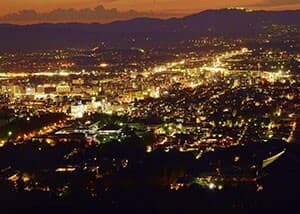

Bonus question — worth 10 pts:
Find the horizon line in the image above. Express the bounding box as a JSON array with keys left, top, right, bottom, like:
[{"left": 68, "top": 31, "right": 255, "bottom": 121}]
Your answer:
[{"left": 0, "top": 7, "right": 299, "bottom": 26}]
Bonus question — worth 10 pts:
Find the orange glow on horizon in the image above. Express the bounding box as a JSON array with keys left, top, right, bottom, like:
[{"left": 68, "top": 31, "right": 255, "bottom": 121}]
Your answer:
[{"left": 0, "top": 0, "right": 299, "bottom": 23}]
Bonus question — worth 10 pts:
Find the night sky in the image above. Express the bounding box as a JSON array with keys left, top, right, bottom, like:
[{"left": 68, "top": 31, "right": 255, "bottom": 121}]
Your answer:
[{"left": 0, "top": 0, "right": 299, "bottom": 24}]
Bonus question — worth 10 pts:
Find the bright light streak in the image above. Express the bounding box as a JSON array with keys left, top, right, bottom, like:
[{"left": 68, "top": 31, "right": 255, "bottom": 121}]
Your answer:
[{"left": 100, "top": 63, "right": 109, "bottom": 68}]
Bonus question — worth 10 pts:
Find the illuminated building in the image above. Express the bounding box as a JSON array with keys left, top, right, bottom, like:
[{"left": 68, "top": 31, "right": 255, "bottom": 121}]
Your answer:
[
  {"left": 72, "top": 78, "right": 85, "bottom": 85},
  {"left": 36, "top": 85, "right": 45, "bottom": 94},
  {"left": 56, "top": 82, "right": 71, "bottom": 94},
  {"left": 71, "top": 102, "right": 87, "bottom": 118}
]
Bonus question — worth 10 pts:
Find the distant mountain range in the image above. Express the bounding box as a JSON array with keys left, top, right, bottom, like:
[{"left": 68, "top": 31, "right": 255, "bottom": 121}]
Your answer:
[{"left": 0, "top": 8, "right": 299, "bottom": 51}]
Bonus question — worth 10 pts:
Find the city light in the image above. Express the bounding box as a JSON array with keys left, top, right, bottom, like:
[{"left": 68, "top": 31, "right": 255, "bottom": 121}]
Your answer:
[
  {"left": 0, "top": 6, "right": 299, "bottom": 211},
  {"left": 209, "top": 183, "right": 216, "bottom": 190}
]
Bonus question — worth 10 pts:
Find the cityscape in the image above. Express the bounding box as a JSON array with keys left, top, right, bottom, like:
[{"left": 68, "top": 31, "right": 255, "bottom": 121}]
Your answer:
[{"left": 0, "top": 2, "right": 300, "bottom": 213}]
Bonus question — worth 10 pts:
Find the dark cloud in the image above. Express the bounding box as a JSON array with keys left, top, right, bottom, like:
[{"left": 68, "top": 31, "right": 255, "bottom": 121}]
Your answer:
[
  {"left": 0, "top": 5, "right": 174, "bottom": 24},
  {"left": 249, "top": 0, "right": 300, "bottom": 7}
]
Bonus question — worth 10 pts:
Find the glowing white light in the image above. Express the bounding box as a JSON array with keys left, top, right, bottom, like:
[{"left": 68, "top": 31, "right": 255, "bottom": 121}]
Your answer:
[{"left": 209, "top": 183, "right": 216, "bottom": 190}]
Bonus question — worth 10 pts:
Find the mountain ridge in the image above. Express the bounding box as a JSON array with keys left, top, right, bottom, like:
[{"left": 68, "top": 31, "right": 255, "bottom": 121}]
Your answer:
[{"left": 0, "top": 8, "right": 299, "bottom": 51}]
